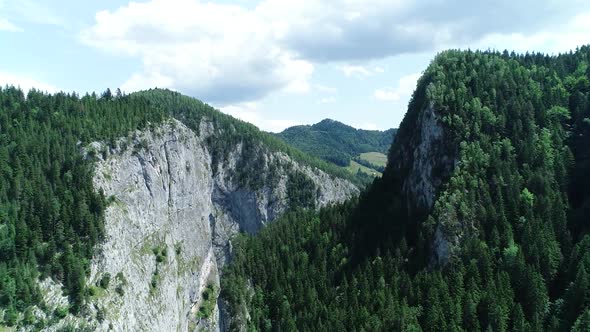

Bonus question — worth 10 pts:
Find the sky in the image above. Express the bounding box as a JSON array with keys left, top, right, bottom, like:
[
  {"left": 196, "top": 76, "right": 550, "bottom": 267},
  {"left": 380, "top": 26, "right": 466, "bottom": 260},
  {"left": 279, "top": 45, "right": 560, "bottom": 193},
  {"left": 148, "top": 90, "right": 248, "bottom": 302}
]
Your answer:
[{"left": 1, "top": 0, "right": 590, "bottom": 132}]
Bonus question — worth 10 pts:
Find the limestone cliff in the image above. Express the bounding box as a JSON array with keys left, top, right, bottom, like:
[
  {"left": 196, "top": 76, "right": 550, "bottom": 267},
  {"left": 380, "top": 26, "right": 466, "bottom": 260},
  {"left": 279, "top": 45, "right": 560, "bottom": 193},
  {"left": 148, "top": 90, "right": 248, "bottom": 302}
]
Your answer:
[
  {"left": 38, "top": 119, "right": 358, "bottom": 331},
  {"left": 389, "top": 101, "right": 457, "bottom": 214},
  {"left": 387, "top": 97, "right": 458, "bottom": 265}
]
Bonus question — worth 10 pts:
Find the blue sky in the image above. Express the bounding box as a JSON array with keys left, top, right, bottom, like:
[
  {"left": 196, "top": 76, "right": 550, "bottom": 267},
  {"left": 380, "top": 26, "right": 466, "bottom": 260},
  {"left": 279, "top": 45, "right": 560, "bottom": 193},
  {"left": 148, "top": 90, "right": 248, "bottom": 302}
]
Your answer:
[{"left": 1, "top": 0, "right": 590, "bottom": 132}]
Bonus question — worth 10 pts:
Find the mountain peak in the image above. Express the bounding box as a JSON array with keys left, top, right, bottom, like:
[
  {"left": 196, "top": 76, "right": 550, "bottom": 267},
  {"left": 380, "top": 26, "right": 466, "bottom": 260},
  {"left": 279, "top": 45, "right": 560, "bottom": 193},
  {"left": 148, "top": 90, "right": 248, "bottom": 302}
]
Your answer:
[
  {"left": 317, "top": 118, "right": 339, "bottom": 125},
  {"left": 277, "top": 119, "right": 395, "bottom": 169}
]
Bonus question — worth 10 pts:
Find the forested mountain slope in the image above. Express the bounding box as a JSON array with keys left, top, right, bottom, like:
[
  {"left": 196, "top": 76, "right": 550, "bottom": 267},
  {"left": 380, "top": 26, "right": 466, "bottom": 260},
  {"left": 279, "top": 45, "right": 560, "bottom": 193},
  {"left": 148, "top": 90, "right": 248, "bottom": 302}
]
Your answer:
[
  {"left": 222, "top": 47, "right": 590, "bottom": 331},
  {"left": 276, "top": 119, "right": 396, "bottom": 168},
  {"left": 0, "top": 88, "right": 358, "bottom": 330}
]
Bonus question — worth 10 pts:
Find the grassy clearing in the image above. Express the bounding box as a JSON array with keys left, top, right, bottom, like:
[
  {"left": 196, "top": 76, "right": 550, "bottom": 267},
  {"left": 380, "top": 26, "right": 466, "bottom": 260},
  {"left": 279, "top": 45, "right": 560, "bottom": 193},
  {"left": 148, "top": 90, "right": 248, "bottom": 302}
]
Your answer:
[
  {"left": 346, "top": 160, "right": 382, "bottom": 177},
  {"left": 359, "top": 152, "right": 387, "bottom": 167}
]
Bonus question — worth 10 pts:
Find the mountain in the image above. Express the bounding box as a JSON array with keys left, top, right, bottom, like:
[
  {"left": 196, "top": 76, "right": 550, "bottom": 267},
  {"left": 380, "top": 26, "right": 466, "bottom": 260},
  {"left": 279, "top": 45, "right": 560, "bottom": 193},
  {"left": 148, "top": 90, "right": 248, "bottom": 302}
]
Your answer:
[
  {"left": 5, "top": 44, "right": 590, "bottom": 331},
  {"left": 275, "top": 119, "right": 396, "bottom": 169},
  {"left": 0, "top": 88, "right": 358, "bottom": 330},
  {"left": 222, "top": 47, "right": 590, "bottom": 331}
]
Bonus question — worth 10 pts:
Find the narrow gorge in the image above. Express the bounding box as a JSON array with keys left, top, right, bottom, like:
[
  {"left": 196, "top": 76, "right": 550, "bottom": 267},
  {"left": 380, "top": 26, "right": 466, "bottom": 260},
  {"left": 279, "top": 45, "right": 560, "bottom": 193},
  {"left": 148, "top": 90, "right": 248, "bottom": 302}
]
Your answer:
[{"left": 37, "top": 119, "right": 358, "bottom": 331}]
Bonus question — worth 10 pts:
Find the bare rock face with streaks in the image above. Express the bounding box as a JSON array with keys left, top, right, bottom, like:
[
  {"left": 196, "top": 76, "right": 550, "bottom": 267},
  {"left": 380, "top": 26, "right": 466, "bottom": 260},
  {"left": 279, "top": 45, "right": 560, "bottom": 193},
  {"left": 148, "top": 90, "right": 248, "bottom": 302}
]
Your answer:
[
  {"left": 39, "top": 119, "right": 358, "bottom": 331},
  {"left": 388, "top": 101, "right": 458, "bottom": 266}
]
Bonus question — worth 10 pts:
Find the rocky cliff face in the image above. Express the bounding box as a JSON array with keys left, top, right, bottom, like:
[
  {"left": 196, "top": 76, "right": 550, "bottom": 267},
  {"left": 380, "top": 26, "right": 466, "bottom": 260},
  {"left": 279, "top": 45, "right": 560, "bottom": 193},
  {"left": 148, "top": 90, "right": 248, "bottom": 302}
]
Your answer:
[
  {"left": 389, "top": 102, "right": 457, "bottom": 214},
  {"left": 39, "top": 119, "right": 358, "bottom": 331},
  {"left": 388, "top": 100, "right": 458, "bottom": 265}
]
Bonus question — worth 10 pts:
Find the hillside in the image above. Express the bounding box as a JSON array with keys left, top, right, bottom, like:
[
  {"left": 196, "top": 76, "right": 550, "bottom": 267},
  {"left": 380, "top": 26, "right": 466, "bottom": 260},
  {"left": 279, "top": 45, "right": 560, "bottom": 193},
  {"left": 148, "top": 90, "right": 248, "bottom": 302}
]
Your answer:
[
  {"left": 132, "top": 90, "right": 360, "bottom": 186},
  {"left": 0, "top": 87, "right": 358, "bottom": 330},
  {"left": 276, "top": 119, "right": 396, "bottom": 168},
  {"left": 222, "top": 47, "right": 590, "bottom": 331}
]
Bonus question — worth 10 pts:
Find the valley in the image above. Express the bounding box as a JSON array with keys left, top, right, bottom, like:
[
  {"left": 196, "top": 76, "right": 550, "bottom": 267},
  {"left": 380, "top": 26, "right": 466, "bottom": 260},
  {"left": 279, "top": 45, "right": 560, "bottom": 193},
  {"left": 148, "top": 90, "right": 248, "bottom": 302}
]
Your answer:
[
  {"left": 1, "top": 45, "right": 590, "bottom": 332},
  {"left": 222, "top": 47, "right": 590, "bottom": 331}
]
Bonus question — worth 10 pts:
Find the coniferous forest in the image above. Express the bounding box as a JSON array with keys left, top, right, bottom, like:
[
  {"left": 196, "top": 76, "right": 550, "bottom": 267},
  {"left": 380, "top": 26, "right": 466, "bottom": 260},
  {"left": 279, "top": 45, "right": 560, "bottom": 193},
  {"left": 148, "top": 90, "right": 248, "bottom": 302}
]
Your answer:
[
  {"left": 0, "top": 89, "right": 165, "bottom": 324},
  {"left": 0, "top": 87, "right": 354, "bottom": 327},
  {"left": 2, "top": 44, "right": 590, "bottom": 331},
  {"left": 5, "top": 0, "right": 590, "bottom": 330},
  {"left": 221, "top": 47, "right": 590, "bottom": 331}
]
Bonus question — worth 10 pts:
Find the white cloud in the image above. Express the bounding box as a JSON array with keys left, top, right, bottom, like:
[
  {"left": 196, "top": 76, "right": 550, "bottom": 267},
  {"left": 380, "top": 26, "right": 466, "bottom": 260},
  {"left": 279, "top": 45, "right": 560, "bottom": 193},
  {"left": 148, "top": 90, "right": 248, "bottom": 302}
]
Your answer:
[
  {"left": 82, "top": 0, "right": 590, "bottom": 106},
  {"left": 470, "top": 12, "right": 590, "bottom": 55},
  {"left": 122, "top": 71, "right": 176, "bottom": 93},
  {"left": 220, "top": 102, "right": 300, "bottom": 132},
  {"left": 374, "top": 73, "right": 420, "bottom": 102},
  {"left": 0, "top": 18, "right": 22, "bottom": 32},
  {"left": 82, "top": 0, "right": 314, "bottom": 104},
  {"left": 320, "top": 96, "right": 336, "bottom": 103},
  {"left": 314, "top": 84, "right": 337, "bottom": 93},
  {"left": 263, "top": 0, "right": 589, "bottom": 61},
  {"left": 337, "top": 64, "right": 373, "bottom": 77},
  {"left": 0, "top": 72, "right": 59, "bottom": 93},
  {"left": 336, "top": 64, "right": 387, "bottom": 78}
]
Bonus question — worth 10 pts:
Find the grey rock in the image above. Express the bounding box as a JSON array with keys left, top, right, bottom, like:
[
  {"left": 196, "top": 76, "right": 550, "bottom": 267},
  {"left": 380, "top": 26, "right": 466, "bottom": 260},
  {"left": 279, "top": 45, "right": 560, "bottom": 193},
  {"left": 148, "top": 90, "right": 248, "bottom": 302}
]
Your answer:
[
  {"left": 39, "top": 119, "right": 358, "bottom": 332},
  {"left": 389, "top": 101, "right": 459, "bottom": 266}
]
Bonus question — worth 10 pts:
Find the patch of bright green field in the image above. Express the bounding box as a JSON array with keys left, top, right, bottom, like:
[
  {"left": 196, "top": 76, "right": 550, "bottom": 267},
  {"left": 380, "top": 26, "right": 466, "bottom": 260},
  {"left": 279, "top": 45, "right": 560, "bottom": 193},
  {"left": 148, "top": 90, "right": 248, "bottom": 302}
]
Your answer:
[
  {"left": 346, "top": 160, "right": 382, "bottom": 177},
  {"left": 359, "top": 152, "right": 387, "bottom": 167}
]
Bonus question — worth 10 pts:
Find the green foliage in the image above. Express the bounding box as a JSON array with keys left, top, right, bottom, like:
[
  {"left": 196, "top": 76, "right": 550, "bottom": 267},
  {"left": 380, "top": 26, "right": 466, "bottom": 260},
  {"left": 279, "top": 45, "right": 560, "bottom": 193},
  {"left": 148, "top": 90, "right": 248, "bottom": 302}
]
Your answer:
[
  {"left": 98, "top": 273, "right": 111, "bottom": 289},
  {"left": 353, "top": 151, "right": 388, "bottom": 173},
  {"left": 174, "top": 243, "right": 182, "bottom": 256},
  {"left": 277, "top": 119, "right": 394, "bottom": 185},
  {"left": 150, "top": 271, "right": 160, "bottom": 292},
  {"left": 547, "top": 106, "right": 571, "bottom": 121},
  {"left": 346, "top": 159, "right": 382, "bottom": 178},
  {"left": 114, "top": 284, "right": 124, "bottom": 297},
  {"left": 223, "top": 46, "right": 590, "bottom": 331},
  {"left": 572, "top": 309, "right": 590, "bottom": 332},
  {"left": 3, "top": 305, "right": 18, "bottom": 326},
  {"left": 0, "top": 87, "right": 165, "bottom": 318},
  {"left": 359, "top": 152, "right": 388, "bottom": 167},
  {"left": 196, "top": 284, "right": 217, "bottom": 320},
  {"left": 132, "top": 89, "right": 360, "bottom": 187},
  {"left": 0, "top": 85, "right": 350, "bottom": 321},
  {"left": 520, "top": 188, "right": 535, "bottom": 208},
  {"left": 276, "top": 119, "right": 396, "bottom": 167},
  {"left": 352, "top": 155, "right": 386, "bottom": 173},
  {"left": 286, "top": 171, "right": 317, "bottom": 210},
  {"left": 54, "top": 306, "right": 68, "bottom": 319},
  {"left": 152, "top": 246, "right": 167, "bottom": 264},
  {"left": 150, "top": 246, "right": 167, "bottom": 293}
]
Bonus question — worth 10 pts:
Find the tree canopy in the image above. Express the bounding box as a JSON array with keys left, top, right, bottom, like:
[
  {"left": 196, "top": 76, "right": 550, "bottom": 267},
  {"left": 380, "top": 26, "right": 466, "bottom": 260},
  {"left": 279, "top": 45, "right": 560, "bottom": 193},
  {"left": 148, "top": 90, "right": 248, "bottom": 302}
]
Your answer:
[{"left": 222, "top": 46, "right": 590, "bottom": 331}]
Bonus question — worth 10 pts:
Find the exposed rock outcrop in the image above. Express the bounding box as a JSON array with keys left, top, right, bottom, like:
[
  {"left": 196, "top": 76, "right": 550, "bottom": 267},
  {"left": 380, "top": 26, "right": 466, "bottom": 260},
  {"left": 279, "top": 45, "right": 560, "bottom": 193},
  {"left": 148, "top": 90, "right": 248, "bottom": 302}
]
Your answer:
[
  {"left": 388, "top": 100, "right": 458, "bottom": 265},
  {"left": 39, "top": 119, "right": 358, "bottom": 331},
  {"left": 390, "top": 102, "right": 457, "bottom": 214}
]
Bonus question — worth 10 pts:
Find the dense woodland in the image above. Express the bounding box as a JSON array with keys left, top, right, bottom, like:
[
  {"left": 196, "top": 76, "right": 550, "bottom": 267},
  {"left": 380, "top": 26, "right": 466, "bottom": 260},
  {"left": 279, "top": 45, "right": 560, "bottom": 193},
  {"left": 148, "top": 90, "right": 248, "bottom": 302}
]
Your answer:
[
  {"left": 276, "top": 119, "right": 396, "bottom": 168},
  {"left": 3, "top": 44, "right": 590, "bottom": 330},
  {"left": 0, "top": 87, "right": 351, "bottom": 327},
  {"left": 0, "top": 89, "right": 165, "bottom": 326},
  {"left": 222, "top": 47, "right": 590, "bottom": 331}
]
